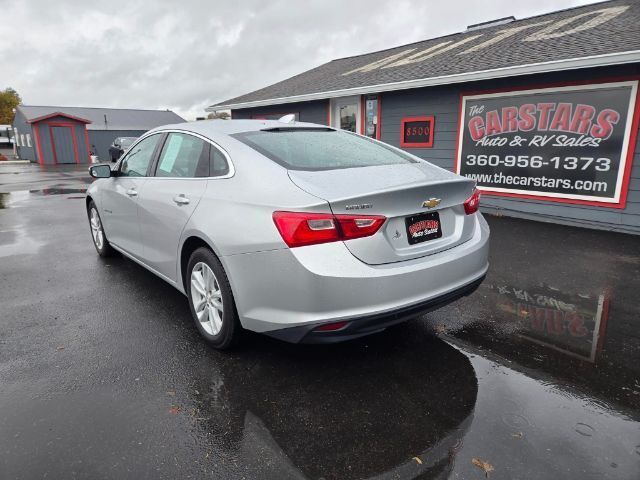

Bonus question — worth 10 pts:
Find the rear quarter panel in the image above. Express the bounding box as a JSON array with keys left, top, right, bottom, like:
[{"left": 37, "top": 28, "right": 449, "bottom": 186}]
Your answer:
[{"left": 179, "top": 135, "right": 337, "bottom": 259}]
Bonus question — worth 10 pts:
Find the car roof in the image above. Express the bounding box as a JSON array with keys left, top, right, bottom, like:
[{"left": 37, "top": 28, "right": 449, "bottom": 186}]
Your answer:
[{"left": 147, "top": 119, "right": 330, "bottom": 138}]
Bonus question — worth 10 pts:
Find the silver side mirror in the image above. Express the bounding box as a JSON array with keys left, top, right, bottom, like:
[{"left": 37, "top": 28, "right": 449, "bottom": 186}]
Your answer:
[{"left": 89, "top": 164, "right": 112, "bottom": 178}]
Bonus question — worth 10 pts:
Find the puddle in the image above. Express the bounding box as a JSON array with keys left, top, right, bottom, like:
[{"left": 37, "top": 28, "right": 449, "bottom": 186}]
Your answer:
[
  {"left": 0, "top": 189, "right": 87, "bottom": 208},
  {"left": 29, "top": 188, "right": 87, "bottom": 196},
  {"left": 427, "top": 215, "right": 640, "bottom": 417},
  {"left": 0, "top": 223, "right": 44, "bottom": 257},
  {"left": 445, "top": 343, "right": 640, "bottom": 479}
]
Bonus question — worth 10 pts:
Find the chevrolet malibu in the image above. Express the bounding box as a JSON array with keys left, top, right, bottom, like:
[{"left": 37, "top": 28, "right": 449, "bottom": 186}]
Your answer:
[{"left": 86, "top": 119, "right": 489, "bottom": 349}]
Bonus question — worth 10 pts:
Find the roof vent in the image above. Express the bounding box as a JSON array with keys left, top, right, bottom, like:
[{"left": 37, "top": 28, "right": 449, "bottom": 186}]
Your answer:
[
  {"left": 466, "top": 16, "right": 515, "bottom": 31},
  {"left": 278, "top": 114, "right": 296, "bottom": 124}
]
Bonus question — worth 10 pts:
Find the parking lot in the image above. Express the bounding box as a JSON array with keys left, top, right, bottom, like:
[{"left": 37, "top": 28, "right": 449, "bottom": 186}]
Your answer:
[{"left": 1, "top": 163, "right": 639, "bottom": 479}]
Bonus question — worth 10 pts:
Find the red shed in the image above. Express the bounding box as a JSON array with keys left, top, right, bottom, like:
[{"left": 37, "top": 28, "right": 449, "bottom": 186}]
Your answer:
[{"left": 28, "top": 112, "right": 91, "bottom": 165}]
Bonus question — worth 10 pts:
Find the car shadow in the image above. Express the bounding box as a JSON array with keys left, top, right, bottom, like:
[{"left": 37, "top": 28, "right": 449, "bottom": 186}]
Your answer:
[{"left": 104, "top": 251, "right": 479, "bottom": 479}]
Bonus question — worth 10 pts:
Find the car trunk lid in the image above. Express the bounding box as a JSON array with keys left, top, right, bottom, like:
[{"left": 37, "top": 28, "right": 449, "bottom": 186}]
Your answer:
[{"left": 288, "top": 163, "right": 477, "bottom": 265}]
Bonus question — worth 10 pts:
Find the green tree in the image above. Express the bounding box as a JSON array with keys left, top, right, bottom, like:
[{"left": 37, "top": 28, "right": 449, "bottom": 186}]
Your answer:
[{"left": 0, "top": 88, "right": 21, "bottom": 124}]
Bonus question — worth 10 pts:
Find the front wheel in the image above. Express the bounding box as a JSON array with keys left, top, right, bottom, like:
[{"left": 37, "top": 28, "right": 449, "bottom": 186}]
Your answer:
[
  {"left": 186, "top": 247, "right": 241, "bottom": 349},
  {"left": 87, "top": 201, "right": 113, "bottom": 257}
]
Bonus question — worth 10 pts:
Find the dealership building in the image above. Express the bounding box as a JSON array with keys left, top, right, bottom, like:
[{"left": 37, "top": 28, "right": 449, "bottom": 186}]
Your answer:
[
  {"left": 211, "top": 0, "right": 640, "bottom": 234},
  {"left": 12, "top": 106, "right": 184, "bottom": 164}
]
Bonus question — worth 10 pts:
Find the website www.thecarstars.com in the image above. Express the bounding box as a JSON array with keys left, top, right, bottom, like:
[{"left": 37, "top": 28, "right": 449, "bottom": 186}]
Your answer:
[{"left": 464, "top": 172, "right": 608, "bottom": 193}]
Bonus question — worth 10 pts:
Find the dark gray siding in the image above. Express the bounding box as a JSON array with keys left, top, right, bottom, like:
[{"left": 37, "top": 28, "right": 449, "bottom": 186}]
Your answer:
[
  {"left": 36, "top": 123, "right": 54, "bottom": 164},
  {"left": 377, "top": 65, "right": 640, "bottom": 234},
  {"left": 11, "top": 109, "right": 36, "bottom": 162},
  {"left": 50, "top": 126, "right": 77, "bottom": 164},
  {"left": 232, "top": 100, "right": 328, "bottom": 125},
  {"left": 88, "top": 130, "right": 147, "bottom": 162}
]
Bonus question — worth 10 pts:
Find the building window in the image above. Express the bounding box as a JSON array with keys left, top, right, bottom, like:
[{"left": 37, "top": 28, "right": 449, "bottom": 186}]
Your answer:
[
  {"left": 20, "top": 134, "right": 25, "bottom": 147},
  {"left": 14, "top": 129, "right": 19, "bottom": 147},
  {"left": 363, "top": 94, "right": 380, "bottom": 139},
  {"left": 26, "top": 133, "right": 32, "bottom": 148}
]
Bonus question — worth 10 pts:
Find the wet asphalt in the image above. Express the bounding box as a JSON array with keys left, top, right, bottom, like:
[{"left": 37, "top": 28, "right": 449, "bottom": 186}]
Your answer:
[{"left": 1, "top": 163, "right": 639, "bottom": 479}]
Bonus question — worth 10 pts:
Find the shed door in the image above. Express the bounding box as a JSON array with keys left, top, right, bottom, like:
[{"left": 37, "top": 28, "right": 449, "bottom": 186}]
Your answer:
[{"left": 51, "top": 126, "right": 77, "bottom": 164}]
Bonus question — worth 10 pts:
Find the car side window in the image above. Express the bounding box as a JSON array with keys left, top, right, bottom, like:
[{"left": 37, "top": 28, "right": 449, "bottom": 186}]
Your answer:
[
  {"left": 119, "top": 134, "right": 161, "bottom": 177},
  {"left": 210, "top": 146, "right": 230, "bottom": 177},
  {"left": 155, "top": 133, "right": 209, "bottom": 178}
]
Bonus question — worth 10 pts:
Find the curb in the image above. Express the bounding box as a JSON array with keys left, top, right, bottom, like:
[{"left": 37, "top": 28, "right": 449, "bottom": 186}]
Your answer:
[{"left": 0, "top": 160, "right": 31, "bottom": 165}]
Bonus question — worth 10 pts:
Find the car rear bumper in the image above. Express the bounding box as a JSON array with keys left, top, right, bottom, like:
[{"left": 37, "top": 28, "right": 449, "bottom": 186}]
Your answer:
[
  {"left": 222, "top": 213, "right": 489, "bottom": 338},
  {"left": 265, "top": 274, "right": 485, "bottom": 343}
]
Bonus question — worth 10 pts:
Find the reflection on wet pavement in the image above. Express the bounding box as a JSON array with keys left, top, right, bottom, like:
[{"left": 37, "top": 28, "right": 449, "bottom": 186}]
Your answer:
[
  {"left": 0, "top": 162, "right": 92, "bottom": 193},
  {"left": 444, "top": 341, "right": 639, "bottom": 479},
  {"left": 431, "top": 216, "right": 640, "bottom": 413},
  {"left": 186, "top": 333, "right": 478, "bottom": 479},
  {"left": 0, "top": 165, "right": 639, "bottom": 479},
  {"left": 429, "top": 215, "right": 640, "bottom": 478},
  {"left": 28, "top": 187, "right": 88, "bottom": 196},
  {"left": 0, "top": 189, "right": 88, "bottom": 209}
]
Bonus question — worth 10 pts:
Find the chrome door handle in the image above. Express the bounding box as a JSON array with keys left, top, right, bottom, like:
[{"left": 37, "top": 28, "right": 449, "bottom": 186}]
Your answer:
[
  {"left": 126, "top": 188, "right": 138, "bottom": 197},
  {"left": 173, "top": 194, "right": 190, "bottom": 205}
]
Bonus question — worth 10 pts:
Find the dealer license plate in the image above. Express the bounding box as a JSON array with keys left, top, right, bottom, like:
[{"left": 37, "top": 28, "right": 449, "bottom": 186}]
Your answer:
[{"left": 405, "top": 212, "right": 442, "bottom": 245}]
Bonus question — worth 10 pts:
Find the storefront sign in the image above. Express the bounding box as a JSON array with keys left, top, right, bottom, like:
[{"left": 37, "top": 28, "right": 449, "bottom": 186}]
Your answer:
[
  {"left": 455, "top": 81, "right": 639, "bottom": 207},
  {"left": 400, "top": 116, "right": 434, "bottom": 148}
]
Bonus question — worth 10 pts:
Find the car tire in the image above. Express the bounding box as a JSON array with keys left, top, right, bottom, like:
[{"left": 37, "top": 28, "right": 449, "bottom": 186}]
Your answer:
[
  {"left": 186, "top": 247, "right": 241, "bottom": 349},
  {"left": 87, "top": 201, "right": 114, "bottom": 257}
]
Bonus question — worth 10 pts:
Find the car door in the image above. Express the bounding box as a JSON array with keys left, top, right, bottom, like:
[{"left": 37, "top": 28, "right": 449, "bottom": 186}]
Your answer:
[
  {"left": 101, "top": 133, "right": 162, "bottom": 257},
  {"left": 137, "top": 132, "right": 223, "bottom": 281}
]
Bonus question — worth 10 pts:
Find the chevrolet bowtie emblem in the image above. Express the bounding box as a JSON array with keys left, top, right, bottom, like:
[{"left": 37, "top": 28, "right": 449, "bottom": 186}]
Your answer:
[{"left": 422, "top": 198, "right": 441, "bottom": 209}]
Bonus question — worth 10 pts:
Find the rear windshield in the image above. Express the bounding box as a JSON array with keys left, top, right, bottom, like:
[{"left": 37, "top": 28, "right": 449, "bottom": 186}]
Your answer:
[{"left": 232, "top": 128, "right": 416, "bottom": 171}]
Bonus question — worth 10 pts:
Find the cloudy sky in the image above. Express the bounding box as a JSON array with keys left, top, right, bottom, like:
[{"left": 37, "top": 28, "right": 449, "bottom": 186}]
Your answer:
[{"left": 2, "top": 0, "right": 600, "bottom": 120}]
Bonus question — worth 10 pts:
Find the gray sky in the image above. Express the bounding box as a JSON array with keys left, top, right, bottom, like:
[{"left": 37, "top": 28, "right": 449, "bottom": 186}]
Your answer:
[{"left": 2, "top": 0, "right": 600, "bottom": 120}]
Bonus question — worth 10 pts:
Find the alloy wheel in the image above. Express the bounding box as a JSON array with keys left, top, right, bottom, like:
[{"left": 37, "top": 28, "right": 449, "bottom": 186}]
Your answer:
[
  {"left": 190, "top": 262, "right": 224, "bottom": 335},
  {"left": 90, "top": 208, "right": 104, "bottom": 250}
]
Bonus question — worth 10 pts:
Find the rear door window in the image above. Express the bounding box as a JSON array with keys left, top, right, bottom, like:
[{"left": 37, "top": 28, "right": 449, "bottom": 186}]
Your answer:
[
  {"left": 232, "top": 128, "right": 416, "bottom": 171},
  {"left": 155, "top": 133, "right": 209, "bottom": 178}
]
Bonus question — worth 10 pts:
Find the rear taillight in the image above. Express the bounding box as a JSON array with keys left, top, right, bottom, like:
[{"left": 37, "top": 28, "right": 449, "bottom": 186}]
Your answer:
[
  {"left": 463, "top": 188, "right": 481, "bottom": 215},
  {"left": 334, "top": 214, "right": 386, "bottom": 240},
  {"left": 273, "top": 211, "right": 386, "bottom": 248}
]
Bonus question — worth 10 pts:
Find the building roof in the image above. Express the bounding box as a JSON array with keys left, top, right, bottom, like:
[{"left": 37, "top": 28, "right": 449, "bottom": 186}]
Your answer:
[
  {"left": 17, "top": 105, "right": 185, "bottom": 131},
  {"left": 27, "top": 112, "right": 92, "bottom": 124},
  {"left": 211, "top": 0, "right": 640, "bottom": 110}
]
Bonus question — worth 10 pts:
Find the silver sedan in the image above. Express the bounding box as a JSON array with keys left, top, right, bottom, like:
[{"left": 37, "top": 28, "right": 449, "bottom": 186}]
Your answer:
[{"left": 86, "top": 119, "right": 489, "bottom": 348}]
